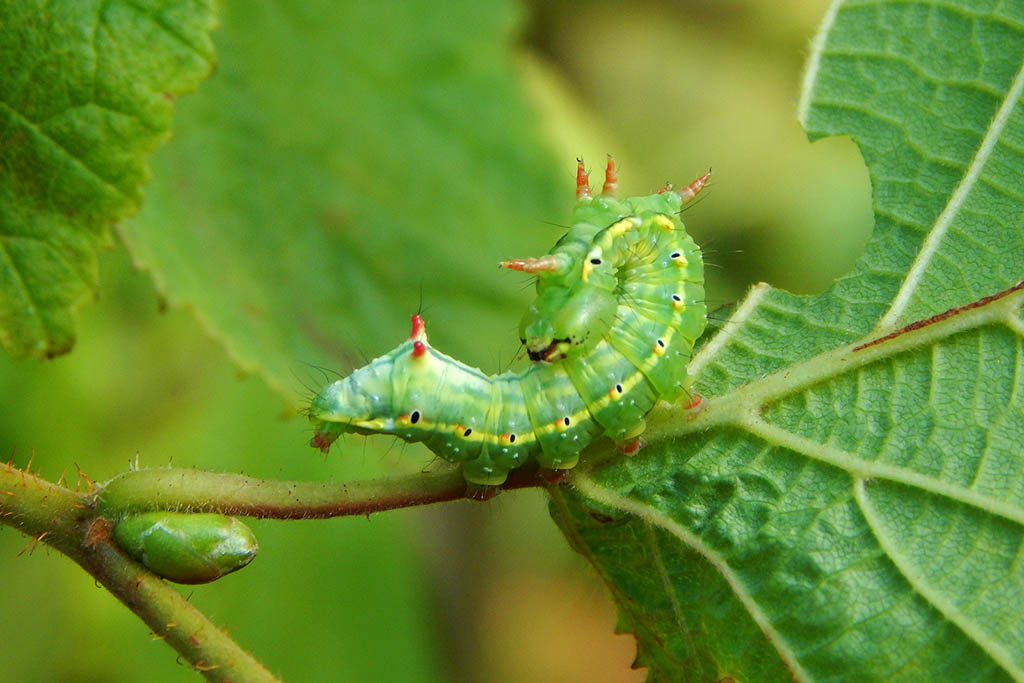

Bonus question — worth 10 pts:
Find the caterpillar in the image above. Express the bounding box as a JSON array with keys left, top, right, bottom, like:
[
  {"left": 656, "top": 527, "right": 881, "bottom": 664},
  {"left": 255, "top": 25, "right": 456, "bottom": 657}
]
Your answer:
[
  {"left": 113, "top": 512, "right": 259, "bottom": 584},
  {"left": 309, "top": 158, "right": 708, "bottom": 495}
]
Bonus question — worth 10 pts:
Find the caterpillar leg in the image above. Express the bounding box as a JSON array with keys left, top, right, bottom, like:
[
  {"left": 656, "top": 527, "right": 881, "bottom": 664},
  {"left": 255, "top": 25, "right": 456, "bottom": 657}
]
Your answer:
[
  {"left": 461, "top": 459, "right": 509, "bottom": 501},
  {"left": 539, "top": 467, "right": 570, "bottom": 484},
  {"left": 683, "top": 393, "right": 706, "bottom": 418},
  {"left": 465, "top": 483, "right": 500, "bottom": 502},
  {"left": 464, "top": 465, "right": 571, "bottom": 501},
  {"left": 618, "top": 437, "right": 647, "bottom": 455},
  {"left": 460, "top": 457, "right": 511, "bottom": 489},
  {"left": 461, "top": 453, "right": 515, "bottom": 501},
  {"left": 611, "top": 403, "right": 655, "bottom": 454},
  {"left": 309, "top": 421, "right": 346, "bottom": 453}
]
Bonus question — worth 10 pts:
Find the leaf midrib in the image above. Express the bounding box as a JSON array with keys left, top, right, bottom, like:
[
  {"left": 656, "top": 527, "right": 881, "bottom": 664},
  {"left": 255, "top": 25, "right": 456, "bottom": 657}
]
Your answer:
[
  {"left": 797, "top": 0, "right": 1024, "bottom": 336},
  {"left": 579, "top": 283, "right": 1024, "bottom": 525},
  {"left": 877, "top": 58, "right": 1024, "bottom": 331}
]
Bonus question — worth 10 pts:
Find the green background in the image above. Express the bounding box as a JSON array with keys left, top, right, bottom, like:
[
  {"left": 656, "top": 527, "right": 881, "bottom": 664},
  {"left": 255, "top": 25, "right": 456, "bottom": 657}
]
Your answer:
[{"left": 0, "top": 1, "right": 869, "bottom": 680}]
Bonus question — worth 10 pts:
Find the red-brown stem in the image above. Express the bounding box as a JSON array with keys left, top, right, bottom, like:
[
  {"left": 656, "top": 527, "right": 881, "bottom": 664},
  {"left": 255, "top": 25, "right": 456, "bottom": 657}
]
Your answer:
[{"left": 854, "top": 280, "right": 1024, "bottom": 351}]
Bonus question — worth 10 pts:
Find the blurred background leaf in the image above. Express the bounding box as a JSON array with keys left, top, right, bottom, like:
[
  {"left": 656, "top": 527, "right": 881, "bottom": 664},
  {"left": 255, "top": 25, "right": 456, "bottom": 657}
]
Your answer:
[
  {"left": 119, "top": 1, "right": 568, "bottom": 397},
  {"left": 0, "top": 0, "right": 866, "bottom": 680}
]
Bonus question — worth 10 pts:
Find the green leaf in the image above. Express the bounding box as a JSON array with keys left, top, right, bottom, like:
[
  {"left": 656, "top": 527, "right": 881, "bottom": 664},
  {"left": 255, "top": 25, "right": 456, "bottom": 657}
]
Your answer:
[
  {"left": 120, "top": 0, "right": 565, "bottom": 402},
  {"left": 0, "top": 0, "right": 216, "bottom": 358},
  {"left": 553, "top": 1, "right": 1024, "bottom": 680}
]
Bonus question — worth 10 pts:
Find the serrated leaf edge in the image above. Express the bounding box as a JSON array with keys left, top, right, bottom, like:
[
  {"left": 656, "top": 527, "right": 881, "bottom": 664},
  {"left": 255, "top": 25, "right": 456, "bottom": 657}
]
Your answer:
[
  {"left": 116, "top": 233, "right": 300, "bottom": 411},
  {"left": 566, "top": 475, "right": 813, "bottom": 681},
  {"left": 548, "top": 488, "right": 699, "bottom": 676}
]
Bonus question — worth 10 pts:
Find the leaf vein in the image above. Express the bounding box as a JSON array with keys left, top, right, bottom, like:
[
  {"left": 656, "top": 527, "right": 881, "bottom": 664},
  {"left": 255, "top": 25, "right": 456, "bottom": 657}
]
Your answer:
[
  {"left": 837, "top": 0, "right": 1024, "bottom": 34},
  {"left": 572, "top": 474, "right": 814, "bottom": 682},
  {"left": 820, "top": 48, "right": 1004, "bottom": 99},
  {"left": 854, "top": 479, "right": 1024, "bottom": 678},
  {"left": 0, "top": 99, "right": 126, "bottom": 200},
  {"left": 809, "top": 99, "right": 977, "bottom": 169},
  {"left": 0, "top": 241, "right": 44, "bottom": 340},
  {"left": 642, "top": 523, "right": 695, "bottom": 662},
  {"left": 877, "top": 55, "right": 1024, "bottom": 330},
  {"left": 744, "top": 416, "right": 1024, "bottom": 526},
  {"left": 690, "top": 282, "right": 770, "bottom": 379},
  {"left": 115, "top": 0, "right": 214, "bottom": 62},
  {"left": 1005, "top": 313, "right": 1024, "bottom": 339}
]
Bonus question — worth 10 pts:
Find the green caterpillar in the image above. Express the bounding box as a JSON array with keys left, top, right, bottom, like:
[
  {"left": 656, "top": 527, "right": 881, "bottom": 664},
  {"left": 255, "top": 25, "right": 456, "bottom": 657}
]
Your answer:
[{"left": 309, "top": 158, "right": 708, "bottom": 493}]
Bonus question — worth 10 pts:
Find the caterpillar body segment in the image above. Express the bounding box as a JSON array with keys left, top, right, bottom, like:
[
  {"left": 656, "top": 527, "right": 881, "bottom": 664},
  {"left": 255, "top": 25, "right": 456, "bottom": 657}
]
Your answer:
[
  {"left": 505, "top": 160, "right": 706, "bottom": 371},
  {"left": 310, "top": 317, "right": 599, "bottom": 486},
  {"left": 309, "top": 160, "right": 708, "bottom": 490}
]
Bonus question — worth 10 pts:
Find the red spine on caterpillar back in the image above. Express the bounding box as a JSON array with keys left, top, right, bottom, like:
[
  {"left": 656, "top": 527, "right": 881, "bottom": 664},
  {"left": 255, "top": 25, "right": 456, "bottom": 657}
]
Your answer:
[{"left": 309, "top": 158, "right": 708, "bottom": 493}]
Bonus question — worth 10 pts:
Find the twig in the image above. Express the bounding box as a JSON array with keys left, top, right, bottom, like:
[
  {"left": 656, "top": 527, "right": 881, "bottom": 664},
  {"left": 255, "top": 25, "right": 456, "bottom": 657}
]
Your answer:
[
  {"left": 0, "top": 463, "right": 279, "bottom": 682},
  {"left": 96, "top": 465, "right": 549, "bottom": 519}
]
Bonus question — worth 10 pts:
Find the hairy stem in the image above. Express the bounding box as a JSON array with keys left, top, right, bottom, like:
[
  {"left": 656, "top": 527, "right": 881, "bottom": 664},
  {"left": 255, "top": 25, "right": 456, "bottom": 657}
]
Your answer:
[
  {"left": 97, "top": 465, "right": 548, "bottom": 518},
  {"left": 0, "top": 462, "right": 278, "bottom": 683},
  {"left": 3, "top": 456, "right": 550, "bottom": 679}
]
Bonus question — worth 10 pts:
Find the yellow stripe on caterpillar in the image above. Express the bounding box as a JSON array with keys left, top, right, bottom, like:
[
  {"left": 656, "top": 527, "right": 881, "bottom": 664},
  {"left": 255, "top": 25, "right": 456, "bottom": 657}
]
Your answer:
[
  {"left": 308, "top": 158, "right": 709, "bottom": 491},
  {"left": 652, "top": 215, "right": 675, "bottom": 232}
]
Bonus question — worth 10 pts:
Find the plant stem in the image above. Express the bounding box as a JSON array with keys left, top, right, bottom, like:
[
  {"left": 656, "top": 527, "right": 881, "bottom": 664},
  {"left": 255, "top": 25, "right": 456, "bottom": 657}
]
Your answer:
[
  {"left": 96, "top": 465, "right": 547, "bottom": 519},
  {"left": 3, "top": 460, "right": 549, "bottom": 679},
  {"left": 0, "top": 462, "right": 279, "bottom": 682},
  {"left": 83, "top": 539, "right": 279, "bottom": 682}
]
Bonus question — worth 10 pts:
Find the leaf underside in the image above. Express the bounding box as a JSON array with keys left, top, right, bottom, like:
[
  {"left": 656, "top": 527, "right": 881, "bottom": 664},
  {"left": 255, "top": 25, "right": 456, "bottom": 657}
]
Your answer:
[
  {"left": 555, "top": 1, "right": 1024, "bottom": 681},
  {"left": 0, "top": 0, "right": 216, "bottom": 358}
]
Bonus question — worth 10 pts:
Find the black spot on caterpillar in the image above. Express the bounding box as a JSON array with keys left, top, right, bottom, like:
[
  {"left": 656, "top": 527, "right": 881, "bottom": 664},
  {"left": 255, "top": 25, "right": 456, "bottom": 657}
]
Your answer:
[{"left": 310, "top": 157, "right": 708, "bottom": 491}]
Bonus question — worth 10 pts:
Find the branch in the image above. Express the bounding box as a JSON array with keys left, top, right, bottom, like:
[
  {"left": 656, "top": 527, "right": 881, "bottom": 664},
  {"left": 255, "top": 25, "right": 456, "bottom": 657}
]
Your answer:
[
  {"left": 0, "top": 461, "right": 278, "bottom": 683},
  {"left": 96, "top": 465, "right": 550, "bottom": 519},
  {"left": 2, "top": 457, "right": 550, "bottom": 680}
]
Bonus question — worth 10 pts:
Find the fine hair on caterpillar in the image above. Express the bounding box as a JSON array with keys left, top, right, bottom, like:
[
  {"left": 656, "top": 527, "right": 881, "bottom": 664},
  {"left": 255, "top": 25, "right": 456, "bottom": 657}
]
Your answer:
[{"left": 309, "top": 157, "right": 709, "bottom": 496}]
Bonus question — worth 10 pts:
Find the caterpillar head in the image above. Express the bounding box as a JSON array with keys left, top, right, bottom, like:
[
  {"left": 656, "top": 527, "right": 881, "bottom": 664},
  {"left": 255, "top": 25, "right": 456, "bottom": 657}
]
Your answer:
[
  {"left": 308, "top": 377, "right": 374, "bottom": 451},
  {"left": 501, "top": 253, "right": 616, "bottom": 361}
]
